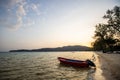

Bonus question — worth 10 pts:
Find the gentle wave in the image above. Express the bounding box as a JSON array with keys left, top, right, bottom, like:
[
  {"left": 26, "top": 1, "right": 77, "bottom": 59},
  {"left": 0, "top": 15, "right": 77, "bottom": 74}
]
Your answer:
[{"left": 0, "top": 52, "right": 96, "bottom": 80}]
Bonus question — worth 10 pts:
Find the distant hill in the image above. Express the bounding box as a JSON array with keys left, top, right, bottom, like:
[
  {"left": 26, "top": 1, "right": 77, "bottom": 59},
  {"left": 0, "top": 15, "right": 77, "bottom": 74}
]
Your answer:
[{"left": 9, "top": 45, "right": 92, "bottom": 52}]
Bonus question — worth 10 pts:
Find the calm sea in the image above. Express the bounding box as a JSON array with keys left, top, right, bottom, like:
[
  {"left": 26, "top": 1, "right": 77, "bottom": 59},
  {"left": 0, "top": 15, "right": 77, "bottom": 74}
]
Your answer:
[{"left": 0, "top": 51, "right": 96, "bottom": 80}]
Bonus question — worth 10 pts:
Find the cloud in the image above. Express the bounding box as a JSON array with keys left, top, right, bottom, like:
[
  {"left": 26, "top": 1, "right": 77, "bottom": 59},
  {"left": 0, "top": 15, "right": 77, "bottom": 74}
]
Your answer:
[
  {"left": 25, "top": 3, "right": 41, "bottom": 15},
  {"left": 0, "top": 0, "right": 41, "bottom": 30},
  {"left": 11, "top": 15, "right": 22, "bottom": 30},
  {"left": 13, "top": 2, "right": 26, "bottom": 30},
  {"left": 31, "top": 3, "right": 41, "bottom": 15},
  {"left": 17, "top": 5, "right": 26, "bottom": 16},
  {"left": 23, "top": 18, "right": 35, "bottom": 27},
  {"left": 0, "top": 0, "right": 25, "bottom": 29}
]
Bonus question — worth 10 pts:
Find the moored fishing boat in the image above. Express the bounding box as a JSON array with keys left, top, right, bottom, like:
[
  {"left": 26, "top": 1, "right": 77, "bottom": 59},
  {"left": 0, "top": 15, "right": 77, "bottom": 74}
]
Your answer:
[{"left": 58, "top": 57, "right": 96, "bottom": 67}]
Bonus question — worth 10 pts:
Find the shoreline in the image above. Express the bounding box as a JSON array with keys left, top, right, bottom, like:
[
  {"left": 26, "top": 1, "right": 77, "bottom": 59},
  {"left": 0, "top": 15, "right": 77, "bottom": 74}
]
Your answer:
[{"left": 94, "top": 52, "right": 120, "bottom": 80}]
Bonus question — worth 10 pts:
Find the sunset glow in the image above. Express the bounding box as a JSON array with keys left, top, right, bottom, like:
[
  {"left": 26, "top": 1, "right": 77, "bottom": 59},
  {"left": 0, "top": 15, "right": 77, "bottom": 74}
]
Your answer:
[{"left": 0, "top": 0, "right": 119, "bottom": 51}]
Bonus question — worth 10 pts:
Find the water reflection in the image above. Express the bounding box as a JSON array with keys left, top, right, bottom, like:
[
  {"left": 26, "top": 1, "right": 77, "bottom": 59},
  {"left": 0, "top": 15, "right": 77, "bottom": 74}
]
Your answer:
[
  {"left": 0, "top": 52, "right": 97, "bottom": 80},
  {"left": 58, "top": 62, "right": 96, "bottom": 80}
]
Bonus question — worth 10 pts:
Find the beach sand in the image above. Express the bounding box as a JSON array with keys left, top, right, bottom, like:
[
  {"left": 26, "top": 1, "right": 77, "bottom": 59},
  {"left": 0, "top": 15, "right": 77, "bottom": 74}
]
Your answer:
[{"left": 94, "top": 52, "right": 120, "bottom": 80}]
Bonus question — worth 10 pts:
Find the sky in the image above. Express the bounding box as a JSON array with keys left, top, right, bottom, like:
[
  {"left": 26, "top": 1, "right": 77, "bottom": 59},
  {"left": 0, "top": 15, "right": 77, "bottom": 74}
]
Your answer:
[{"left": 0, "top": 0, "right": 119, "bottom": 52}]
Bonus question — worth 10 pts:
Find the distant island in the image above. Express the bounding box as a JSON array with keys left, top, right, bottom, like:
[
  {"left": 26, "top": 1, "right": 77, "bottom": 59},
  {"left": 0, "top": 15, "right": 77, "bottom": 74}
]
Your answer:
[{"left": 9, "top": 45, "right": 92, "bottom": 52}]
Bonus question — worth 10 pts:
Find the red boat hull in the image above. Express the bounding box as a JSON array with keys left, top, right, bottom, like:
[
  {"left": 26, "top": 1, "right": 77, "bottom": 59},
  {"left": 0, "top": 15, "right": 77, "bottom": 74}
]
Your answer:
[{"left": 58, "top": 57, "right": 89, "bottom": 67}]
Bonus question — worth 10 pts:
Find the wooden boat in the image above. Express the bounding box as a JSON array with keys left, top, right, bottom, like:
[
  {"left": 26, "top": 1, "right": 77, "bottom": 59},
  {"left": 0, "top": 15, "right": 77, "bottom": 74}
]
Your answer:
[{"left": 58, "top": 57, "right": 96, "bottom": 67}]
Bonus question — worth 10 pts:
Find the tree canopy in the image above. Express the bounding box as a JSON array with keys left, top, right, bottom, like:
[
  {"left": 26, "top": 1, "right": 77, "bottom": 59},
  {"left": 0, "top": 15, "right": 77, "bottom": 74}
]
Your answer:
[{"left": 92, "top": 6, "right": 120, "bottom": 52}]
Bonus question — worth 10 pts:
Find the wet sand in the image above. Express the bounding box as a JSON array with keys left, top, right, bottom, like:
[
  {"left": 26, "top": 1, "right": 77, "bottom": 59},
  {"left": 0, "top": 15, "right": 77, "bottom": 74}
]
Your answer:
[{"left": 94, "top": 52, "right": 120, "bottom": 80}]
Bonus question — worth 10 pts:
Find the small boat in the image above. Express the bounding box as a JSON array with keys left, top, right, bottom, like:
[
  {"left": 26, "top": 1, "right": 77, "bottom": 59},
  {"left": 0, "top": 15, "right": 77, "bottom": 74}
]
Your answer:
[{"left": 58, "top": 57, "right": 96, "bottom": 67}]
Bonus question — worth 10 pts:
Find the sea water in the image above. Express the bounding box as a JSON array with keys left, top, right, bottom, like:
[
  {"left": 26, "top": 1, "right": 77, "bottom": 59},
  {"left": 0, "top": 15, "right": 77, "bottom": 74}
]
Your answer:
[{"left": 0, "top": 51, "right": 96, "bottom": 80}]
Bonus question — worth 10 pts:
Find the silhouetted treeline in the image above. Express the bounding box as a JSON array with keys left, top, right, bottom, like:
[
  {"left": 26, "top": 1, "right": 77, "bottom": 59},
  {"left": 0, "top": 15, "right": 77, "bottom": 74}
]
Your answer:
[{"left": 92, "top": 6, "right": 120, "bottom": 53}]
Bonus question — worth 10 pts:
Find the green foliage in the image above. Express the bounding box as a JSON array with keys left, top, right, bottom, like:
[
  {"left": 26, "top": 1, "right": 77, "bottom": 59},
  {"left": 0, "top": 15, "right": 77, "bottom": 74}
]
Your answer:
[{"left": 92, "top": 6, "right": 120, "bottom": 52}]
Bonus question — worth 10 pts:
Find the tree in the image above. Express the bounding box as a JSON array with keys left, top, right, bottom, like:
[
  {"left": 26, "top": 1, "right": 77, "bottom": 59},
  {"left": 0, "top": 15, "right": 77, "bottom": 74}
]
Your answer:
[
  {"left": 103, "top": 6, "right": 120, "bottom": 38},
  {"left": 92, "top": 6, "right": 120, "bottom": 52}
]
